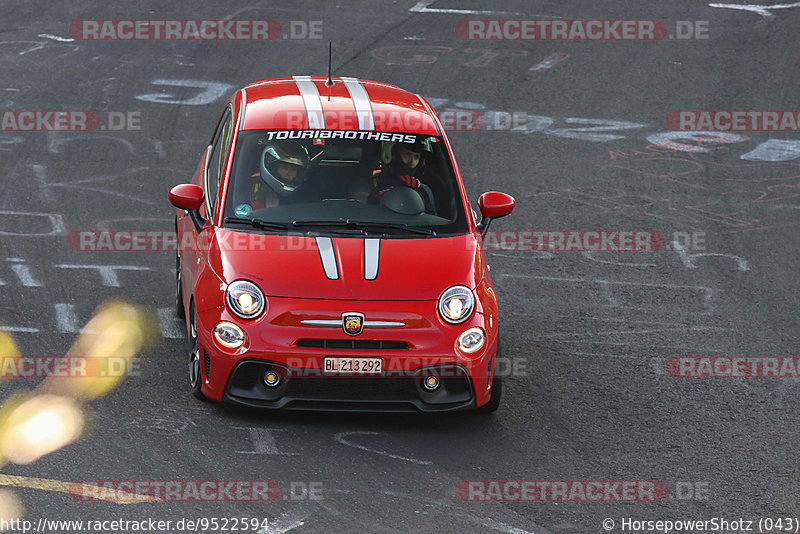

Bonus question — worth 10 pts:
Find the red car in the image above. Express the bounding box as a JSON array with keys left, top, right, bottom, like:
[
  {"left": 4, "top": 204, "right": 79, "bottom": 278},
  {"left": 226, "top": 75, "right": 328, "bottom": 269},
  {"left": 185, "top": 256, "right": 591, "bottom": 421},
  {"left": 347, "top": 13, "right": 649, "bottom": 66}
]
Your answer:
[{"left": 169, "top": 76, "right": 515, "bottom": 412}]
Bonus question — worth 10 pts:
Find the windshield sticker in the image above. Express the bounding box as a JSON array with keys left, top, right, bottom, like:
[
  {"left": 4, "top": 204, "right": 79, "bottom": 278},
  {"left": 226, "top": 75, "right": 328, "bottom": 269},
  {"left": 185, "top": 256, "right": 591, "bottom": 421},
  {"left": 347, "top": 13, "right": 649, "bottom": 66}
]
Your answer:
[
  {"left": 261, "top": 130, "right": 419, "bottom": 143},
  {"left": 234, "top": 204, "right": 252, "bottom": 217}
]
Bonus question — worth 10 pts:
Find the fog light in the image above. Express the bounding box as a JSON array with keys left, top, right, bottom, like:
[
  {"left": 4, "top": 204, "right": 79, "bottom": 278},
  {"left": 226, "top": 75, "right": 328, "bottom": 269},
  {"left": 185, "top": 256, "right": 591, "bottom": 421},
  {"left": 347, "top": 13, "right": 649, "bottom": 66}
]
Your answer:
[
  {"left": 457, "top": 327, "right": 485, "bottom": 354},
  {"left": 263, "top": 371, "right": 281, "bottom": 387},
  {"left": 213, "top": 321, "right": 245, "bottom": 348},
  {"left": 423, "top": 375, "right": 440, "bottom": 391}
]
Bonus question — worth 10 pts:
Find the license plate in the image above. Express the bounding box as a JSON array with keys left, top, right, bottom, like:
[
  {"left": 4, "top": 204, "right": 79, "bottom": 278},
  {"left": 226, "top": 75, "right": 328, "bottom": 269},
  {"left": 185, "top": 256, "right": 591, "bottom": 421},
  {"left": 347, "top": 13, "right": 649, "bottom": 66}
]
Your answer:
[{"left": 323, "top": 357, "right": 383, "bottom": 374}]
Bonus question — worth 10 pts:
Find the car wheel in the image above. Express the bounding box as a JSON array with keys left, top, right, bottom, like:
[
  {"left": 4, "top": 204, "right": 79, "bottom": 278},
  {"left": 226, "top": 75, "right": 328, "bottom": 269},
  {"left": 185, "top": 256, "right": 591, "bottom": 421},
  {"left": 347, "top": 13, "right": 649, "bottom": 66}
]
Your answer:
[
  {"left": 188, "top": 302, "right": 206, "bottom": 401},
  {"left": 176, "top": 248, "right": 185, "bottom": 319},
  {"left": 476, "top": 338, "right": 502, "bottom": 414}
]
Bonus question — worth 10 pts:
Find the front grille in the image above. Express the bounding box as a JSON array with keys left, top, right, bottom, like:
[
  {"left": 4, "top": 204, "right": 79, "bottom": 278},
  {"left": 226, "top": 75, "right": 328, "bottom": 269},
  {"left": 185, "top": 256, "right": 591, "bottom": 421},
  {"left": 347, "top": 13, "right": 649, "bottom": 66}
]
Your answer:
[{"left": 296, "top": 339, "right": 409, "bottom": 350}]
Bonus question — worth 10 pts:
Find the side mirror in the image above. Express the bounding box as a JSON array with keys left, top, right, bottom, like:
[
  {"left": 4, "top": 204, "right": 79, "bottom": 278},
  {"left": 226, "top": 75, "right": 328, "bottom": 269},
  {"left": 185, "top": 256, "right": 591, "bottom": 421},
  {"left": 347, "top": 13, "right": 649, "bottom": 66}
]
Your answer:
[
  {"left": 477, "top": 191, "right": 515, "bottom": 236},
  {"left": 169, "top": 184, "right": 205, "bottom": 232}
]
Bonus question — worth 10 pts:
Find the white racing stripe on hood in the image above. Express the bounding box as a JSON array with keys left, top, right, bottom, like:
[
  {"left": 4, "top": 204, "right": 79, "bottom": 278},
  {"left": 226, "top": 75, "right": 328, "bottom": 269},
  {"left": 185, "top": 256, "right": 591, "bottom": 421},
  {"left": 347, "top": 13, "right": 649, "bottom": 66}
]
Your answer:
[
  {"left": 364, "top": 239, "right": 380, "bottom": 280},
  {"left": 315, "top": 237, "right": 339, "bottom": 280}
]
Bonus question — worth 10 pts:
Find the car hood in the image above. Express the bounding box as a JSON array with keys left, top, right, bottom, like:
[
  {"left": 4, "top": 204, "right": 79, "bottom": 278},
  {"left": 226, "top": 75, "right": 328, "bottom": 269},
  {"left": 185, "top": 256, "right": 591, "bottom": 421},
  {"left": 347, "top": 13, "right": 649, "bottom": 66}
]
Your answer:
[{"left": 208, "top": 229, "right": 483, "bottom": 301}]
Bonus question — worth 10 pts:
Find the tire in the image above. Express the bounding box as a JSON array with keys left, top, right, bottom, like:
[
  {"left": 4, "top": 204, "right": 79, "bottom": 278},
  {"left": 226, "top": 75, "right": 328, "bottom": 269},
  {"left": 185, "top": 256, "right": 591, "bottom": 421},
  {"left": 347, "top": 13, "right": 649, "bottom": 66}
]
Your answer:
[
  {"left": 475, "top": 338, "right": 502, "bottom": 414},
  {"left": 188, "top": 302, "right": 206, "bottom": 401}
]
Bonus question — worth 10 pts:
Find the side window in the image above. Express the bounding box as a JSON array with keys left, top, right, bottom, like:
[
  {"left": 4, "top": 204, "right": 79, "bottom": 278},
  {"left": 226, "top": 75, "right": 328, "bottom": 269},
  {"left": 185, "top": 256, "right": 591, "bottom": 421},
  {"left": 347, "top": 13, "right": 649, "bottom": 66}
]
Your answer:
[{"left": 206, "top": 107, "right": 234, "bottom": 216}]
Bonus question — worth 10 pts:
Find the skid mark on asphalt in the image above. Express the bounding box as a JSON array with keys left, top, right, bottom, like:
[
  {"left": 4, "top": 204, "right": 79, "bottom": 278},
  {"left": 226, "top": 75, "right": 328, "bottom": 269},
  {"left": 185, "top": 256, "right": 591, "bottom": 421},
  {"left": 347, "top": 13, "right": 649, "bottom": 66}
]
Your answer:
[
  {"left": 47, "top": 134, "right": 134, "bottom": 155},
  {"left": 135, "top": 79, "right": 234, "bottom": 106},
  {"left": 234, "top": 427, "right": 300, "bottom": 456},
  {"left": 0, "top": 210, "right": 66, "bottom": 236},
  {"left": 334, "top": 431, "right": 432, "bottom": 465},
  {"left": 42, "top": 167, "right": 158, "bottom": 206},
  {"left": 257, "top": 511, "right": 310, "bottom": 534},
  {"left": 673, "top": 241, "right": 750, "bottom": 271},
  {"left": 500, "top": 274, "right": 717, "bottom": 314},
  {"left": 536, "top": 326, "right": 731, "bottom": 339},
  {"left": 580, "top": 251, "right": 657, "bottom": 267},
  {"left": 0, "top": 40, "right": 79, "bottom": 56},
  {"left": 122, "top": 412, "right": 196, "bottom": 436},
  {"left": 529, "top": 52, "right": 571, "bottom": 73},
  {"left": 376, "top": 488, "right": 542, "bottom": 534}
]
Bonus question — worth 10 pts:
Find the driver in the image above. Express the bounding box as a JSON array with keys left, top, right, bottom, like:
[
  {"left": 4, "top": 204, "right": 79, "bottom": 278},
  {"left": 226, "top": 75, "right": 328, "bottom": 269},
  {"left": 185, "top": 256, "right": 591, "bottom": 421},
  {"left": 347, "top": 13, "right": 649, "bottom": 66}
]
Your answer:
[
  {"left": 368, "top": 139, "right": 437, "bottom": 214},
  {"left": 249, "top": 140, "right": 310, "bottom": 209}
]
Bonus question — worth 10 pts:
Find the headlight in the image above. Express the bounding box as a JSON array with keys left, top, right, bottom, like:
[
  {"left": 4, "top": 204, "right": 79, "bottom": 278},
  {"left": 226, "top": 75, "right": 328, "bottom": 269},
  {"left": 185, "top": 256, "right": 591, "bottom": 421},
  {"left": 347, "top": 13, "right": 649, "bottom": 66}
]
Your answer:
[
  {"left": 214, "top": 321, "right": 246, "bottom": 348},
  {"left": 457, "top": 327, "right": 485, "bottom": 353},
  {"left": 226, "top": 280, "right": 266, "bottom": 319},
  {"left": 438, "top": 285, "right": 475, "bottom": 324}
]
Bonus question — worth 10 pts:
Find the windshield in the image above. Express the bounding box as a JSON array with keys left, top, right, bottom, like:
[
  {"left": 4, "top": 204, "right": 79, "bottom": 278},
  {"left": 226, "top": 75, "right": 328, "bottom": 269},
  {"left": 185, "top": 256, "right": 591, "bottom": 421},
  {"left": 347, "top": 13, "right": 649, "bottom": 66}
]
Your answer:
[{"left": 222, "top": 130, "right": 469, "bottom": 235}]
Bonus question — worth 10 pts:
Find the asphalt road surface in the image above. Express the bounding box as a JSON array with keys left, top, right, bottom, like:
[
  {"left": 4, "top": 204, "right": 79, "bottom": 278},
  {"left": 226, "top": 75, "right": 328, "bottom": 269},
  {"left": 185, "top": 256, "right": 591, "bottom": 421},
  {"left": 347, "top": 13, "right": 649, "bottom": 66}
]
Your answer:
[{"left": 1, "top": 1, "right": 799, "bottom": 533}]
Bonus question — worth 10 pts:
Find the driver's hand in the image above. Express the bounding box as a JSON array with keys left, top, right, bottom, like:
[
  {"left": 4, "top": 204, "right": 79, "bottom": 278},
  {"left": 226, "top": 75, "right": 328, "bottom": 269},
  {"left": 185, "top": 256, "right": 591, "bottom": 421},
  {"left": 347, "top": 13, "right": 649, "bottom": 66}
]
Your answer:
[{"left": 399, "top": 175, "right": 421, "bottom": 189}]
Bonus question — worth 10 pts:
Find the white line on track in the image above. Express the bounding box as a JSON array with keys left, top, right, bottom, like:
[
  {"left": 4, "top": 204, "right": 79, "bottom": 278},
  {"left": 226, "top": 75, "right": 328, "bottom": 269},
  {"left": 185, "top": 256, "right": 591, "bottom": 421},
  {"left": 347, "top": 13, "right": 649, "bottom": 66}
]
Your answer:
[
  {"left": 157, "top": 308, "right": 184, "bottom": 339},
  {"left": 709, "top": 1, "right": 800, "bottom": 17},
  {"left": 55, "top": 303, "right": 79, "bottom": 333},
  {"left": 37, "top": 33, "right": 75, "bottom": 42},
  {"left": 0, "top": 326, "right": 39, "bottom": 333},
  {"left": 409, "top": 0, "right": 561, "bottom": 17}
]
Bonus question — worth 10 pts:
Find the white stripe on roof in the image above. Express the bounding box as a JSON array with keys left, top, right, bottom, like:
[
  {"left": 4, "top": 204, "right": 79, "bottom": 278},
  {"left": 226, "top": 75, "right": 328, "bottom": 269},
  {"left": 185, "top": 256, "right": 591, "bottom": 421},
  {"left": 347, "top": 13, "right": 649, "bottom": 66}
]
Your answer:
[
  {"left": 293, "top": 75, "right": 326, "bottom": 129},
  {"left": 341, "top": 77, "right": 375, "bottom": 130}
]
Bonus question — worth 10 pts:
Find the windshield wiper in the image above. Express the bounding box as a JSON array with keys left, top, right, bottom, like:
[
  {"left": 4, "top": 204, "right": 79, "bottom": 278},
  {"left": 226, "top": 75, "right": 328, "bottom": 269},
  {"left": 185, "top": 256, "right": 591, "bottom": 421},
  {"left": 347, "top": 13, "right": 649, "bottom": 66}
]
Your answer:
[
  {"left": 223, "top": 217, "right": 289, "bottom": 231},
  {"left": 292, "top": 220, "right": 435, "bottom": 235}
]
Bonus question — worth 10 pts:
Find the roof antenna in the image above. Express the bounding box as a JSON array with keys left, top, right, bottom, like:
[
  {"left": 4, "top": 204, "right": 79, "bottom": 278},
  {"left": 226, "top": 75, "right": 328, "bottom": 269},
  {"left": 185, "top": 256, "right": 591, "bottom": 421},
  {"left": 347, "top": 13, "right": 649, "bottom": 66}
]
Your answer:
[{"left": 325, "top": 41, "right": 334, "bottom": 87}]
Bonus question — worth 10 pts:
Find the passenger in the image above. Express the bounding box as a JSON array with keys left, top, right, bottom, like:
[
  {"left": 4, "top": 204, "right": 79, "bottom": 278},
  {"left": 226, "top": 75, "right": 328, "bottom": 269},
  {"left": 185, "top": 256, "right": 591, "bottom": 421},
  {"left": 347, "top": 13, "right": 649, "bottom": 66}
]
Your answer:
[{"left": 250, "top": 140, "right": 310, "bottom": 208}]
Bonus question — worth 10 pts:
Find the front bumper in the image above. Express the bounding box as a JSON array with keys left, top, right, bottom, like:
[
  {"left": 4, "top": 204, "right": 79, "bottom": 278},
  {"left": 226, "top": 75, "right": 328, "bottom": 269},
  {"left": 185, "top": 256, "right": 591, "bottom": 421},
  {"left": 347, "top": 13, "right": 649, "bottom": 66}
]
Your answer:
[
  {"left": 194, "top": 296, "right": 498, "bottom": 412},
  {"left": 224, "top": 359, "right": 475, "bottom": 412}
]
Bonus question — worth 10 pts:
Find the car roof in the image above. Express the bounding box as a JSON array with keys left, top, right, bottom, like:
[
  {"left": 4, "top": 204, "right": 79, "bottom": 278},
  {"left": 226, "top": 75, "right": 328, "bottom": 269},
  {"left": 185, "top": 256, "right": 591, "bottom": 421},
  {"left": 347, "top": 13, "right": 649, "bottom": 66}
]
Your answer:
[{"left": 239, "top": 76, "right": 441, "bottom": 136}]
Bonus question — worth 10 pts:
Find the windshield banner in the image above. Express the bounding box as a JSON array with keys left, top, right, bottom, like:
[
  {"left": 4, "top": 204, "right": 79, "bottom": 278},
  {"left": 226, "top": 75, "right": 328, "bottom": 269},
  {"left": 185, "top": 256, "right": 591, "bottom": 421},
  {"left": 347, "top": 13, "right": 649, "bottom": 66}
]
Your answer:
[{"left": 262, "top": 130, "right": 418, "bottom": 143}]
